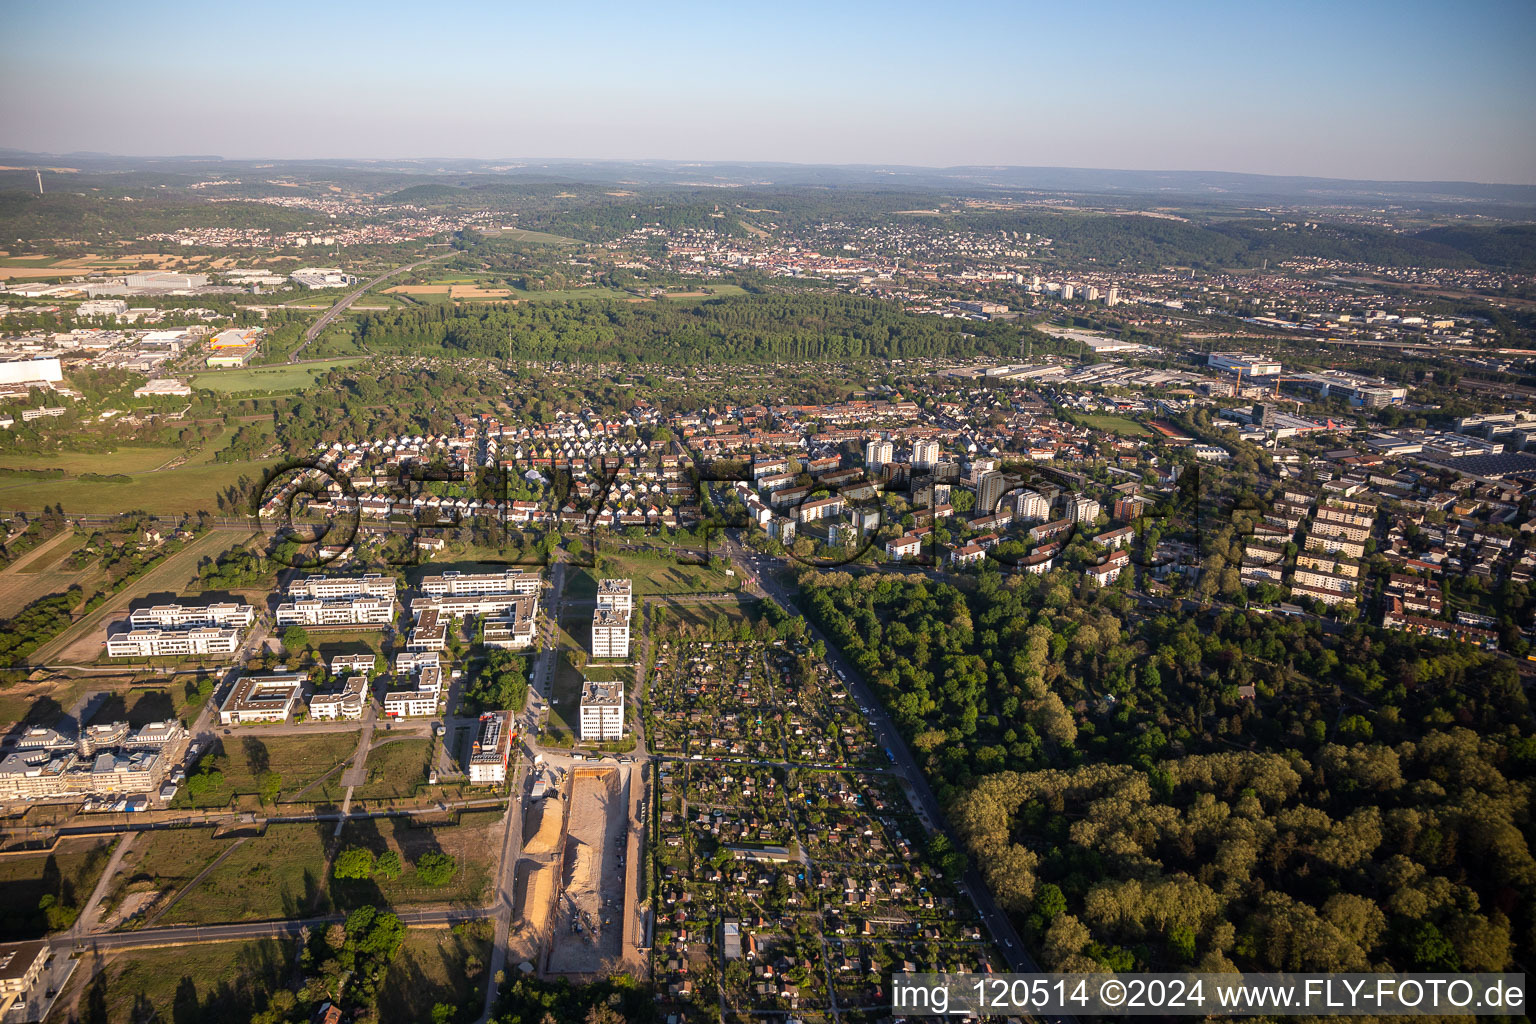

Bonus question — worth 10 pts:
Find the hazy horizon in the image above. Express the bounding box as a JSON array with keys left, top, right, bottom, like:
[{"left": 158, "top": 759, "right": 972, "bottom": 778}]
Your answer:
[{"left": 3, "top": 0, "right": 1534, "bottom": 185}]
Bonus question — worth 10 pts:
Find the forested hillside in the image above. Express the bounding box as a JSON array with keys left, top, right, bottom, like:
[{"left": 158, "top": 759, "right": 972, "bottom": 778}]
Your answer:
[{"left": 799, "top": 568, "right": 1532, "bottom": 974}]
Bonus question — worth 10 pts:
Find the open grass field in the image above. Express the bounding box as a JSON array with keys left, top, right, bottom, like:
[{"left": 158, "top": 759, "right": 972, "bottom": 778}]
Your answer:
[
  {"left": 378, "top": 921, "right": 494, "bottom": 1024},
  {"left": 99, "top": 827, "right": 235, "bottom": 926},
  {"left": 158, "top": 823, "right": 331, "bottom": 924},
  {"left": 79, "top": 939, "right": 289, "bottom": 1023},
  {"left": 171, "top": 731, "right": 361, "bottom": 809},
  {"left": 1074, "top": 413, "right": 1152, "bottom": 437},
  {"left": 189, "top": 357, "right": 364, "bottom": 394},
  {"left": 483, "top": 227, "right": 578, "bottom": 244},
  {"left": 308, "top": 736, "right": 430, "bottom": 804},
  {"left": 567, "top": 550, "right": 737, "bottom": 598},
  {"left": 0, "top": 540, "right": 97, "bottom": 621},
  {"left": 0, "top": 836, "right": 116, "bottom": 940},
  {"left": 652, "top": 597, "right": 767, "bottom": 635},
  {"left": 0, "top": 457, "right": 281, "bottom": 515}
]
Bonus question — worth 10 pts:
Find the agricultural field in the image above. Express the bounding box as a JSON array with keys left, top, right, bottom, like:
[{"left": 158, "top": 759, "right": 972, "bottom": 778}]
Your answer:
[{"left": 0, "top": 458, "right": 280, "bottom": 514}]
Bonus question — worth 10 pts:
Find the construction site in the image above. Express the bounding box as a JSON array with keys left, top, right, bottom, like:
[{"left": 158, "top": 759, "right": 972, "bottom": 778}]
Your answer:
[{"left": 511, "top": 763, "right": 640, "bottom": 979}]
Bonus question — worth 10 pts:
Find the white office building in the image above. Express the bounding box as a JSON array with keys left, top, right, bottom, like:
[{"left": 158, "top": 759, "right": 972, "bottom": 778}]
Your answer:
[
  {"left": 288, "top": 574, "right": 397, "bottom": 601},
  {"left": 129, "top": 603, "right": 254, "bottom": 629},
  {"left": 275, "top": 595, "right": 393, "bottom": 627},
  {"left": 106, "top": 627, "right": 241, "bottom": 659},
  {"left": 579, "top": 679, "right": 624, "bottom": 741},
  {"left": 419, "top": 569, "right": 540, "bottom": 597},
  {"left": 591, "top": 607, "right": 631, "bottom": 660},
  {"left": 468, "top": 713, "right": 510, "bottom": 784},
  {"left": 309, "top": 676, "right": 367, "bottom": 720},
  {"left": 219, "top": 673, "right": 306, "bottom": 725}
]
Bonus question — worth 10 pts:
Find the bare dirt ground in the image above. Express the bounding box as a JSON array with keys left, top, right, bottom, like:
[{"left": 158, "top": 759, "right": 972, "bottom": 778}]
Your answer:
[{"left": 545, "top": 766, "right": 629, "bottom": 977}]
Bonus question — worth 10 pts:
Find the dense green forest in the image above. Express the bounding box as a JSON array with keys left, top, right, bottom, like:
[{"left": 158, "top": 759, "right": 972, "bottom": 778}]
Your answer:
[
  {"left": 354, "top": 293, "right": 1024, "bottom": 363},
  {"left": 935, "top": 209, "right": 1533, "bottom": 270},
  {"left": 0, "top": 191, "right": 320, "bottom": 241},
  {"left": 798, "top": 568, "right": 1532, "bottom": 974}
]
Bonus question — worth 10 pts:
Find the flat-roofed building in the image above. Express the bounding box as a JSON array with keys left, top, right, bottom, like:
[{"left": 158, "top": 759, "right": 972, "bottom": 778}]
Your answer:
[
  {"left": 106, "top": 626, "right": 241, "bottom": 658},
  {"left": 276, "top": 595, "right": 393, "bottom": 627},
  {"left": 419, "top": 568, "right": 540, "bottom": 597},
  {"left": 596, "top": 578, "right": 633, "bottom": 614},
  {"left": 579, "top": 679, "right": 624, "bottom": 741},
  {"left": 1014, "top": 489, "right": 1050, "bottom": 522},
  {"left": 0, "top": 750, "right": 72, "bottom": 801},
  {"left": 383, "top": 688, "right": 437, "bottom": 718},
  {"left": 129, "top": 602, "right": 253, "bottom": 629},
  {"left": 410, "top": 593, "right": 534, "bottom": 621},
  {"left": 0, "top": 940, "right": 50, "bottom": 1016},
  {"left": 395, "top": 650, "right": 440, "bottom": 675},
  {"left": 330, "top": 653, "right": 377, "bottom": 676},
  {"left": 407, "top": 608, "right": 447, "bottom": 651},
  {"left": 289, "top": 574, "right": 397, "bottom": 601},
  {"left": 309, "top": 675, "right": 368, "bottom": 721},
  {"left": 219, "top": 672, "right": 306, "bottom": 725},
  {"left": 591, "top": 606, "right": 631, "bottom": 660},
  {"left": 468, "top": 712, "right": 510, "bottom": 784}
]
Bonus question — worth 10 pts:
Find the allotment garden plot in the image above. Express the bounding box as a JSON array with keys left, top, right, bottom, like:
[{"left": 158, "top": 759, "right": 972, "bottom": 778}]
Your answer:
[
  {"left": 646, "top": 640, "right": 879, "bottom": 767},
  {"left": 649, "top": 643, "right": 1000, "bottom": 1023}
]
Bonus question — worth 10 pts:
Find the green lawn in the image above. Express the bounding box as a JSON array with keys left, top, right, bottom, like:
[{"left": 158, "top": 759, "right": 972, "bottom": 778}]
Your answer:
[
  {"left": 80, "top": 939, "right": 290, "bottom": 1024},
  {"left": 568, "top": 550, "right": 738, "bottom": 597},
  {"left": 189, "top": 358, "right": 364, "bottom": 394},
  {"left": 482, "top": 227, "right": 578, "bottom": 244},
  {"left": 1075, "top": 413, "right": 1152, "bottom": 437},
  {"left": 172, "top": 732, "right": 360, "bottom": 809},
  {"left": 0, "top": 447, "right": 185, "bottom": 475},
  {"left": 158, "top": 823, "right": 331, "bottom": 924}
]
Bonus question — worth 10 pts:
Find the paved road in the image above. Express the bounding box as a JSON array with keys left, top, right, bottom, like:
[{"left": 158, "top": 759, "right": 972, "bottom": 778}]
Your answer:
[{"left": 290, "top": 254, "right": 450, "bottom": 362}]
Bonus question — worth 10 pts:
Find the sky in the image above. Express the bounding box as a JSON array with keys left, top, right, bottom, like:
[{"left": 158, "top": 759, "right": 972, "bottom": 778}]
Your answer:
[{"left": 3, "top": 0, "right": 1534, "bottom": 184}]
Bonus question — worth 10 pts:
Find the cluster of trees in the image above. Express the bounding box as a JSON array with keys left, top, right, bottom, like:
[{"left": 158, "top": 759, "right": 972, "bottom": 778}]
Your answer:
[
  {"left": 334, "top": 846, "right": 456, "bottom": 887},
  {"left": 0, "top": 587, "right": 79, "bottom": 664},
  {"left": 355, "top": 293, "right": 1022, "bottom": 365},
  {"left": 492, "top": 975, "right": 656, "bottom": 1024},
  {"left": 462, "top": 650, "right": 528, "bottom": 713},
  {"left": 795, "top": 566, "right": 1533, "bottom": 973}
]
